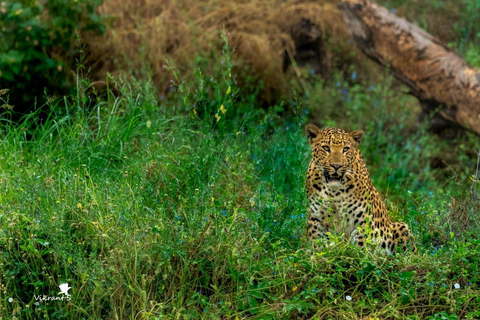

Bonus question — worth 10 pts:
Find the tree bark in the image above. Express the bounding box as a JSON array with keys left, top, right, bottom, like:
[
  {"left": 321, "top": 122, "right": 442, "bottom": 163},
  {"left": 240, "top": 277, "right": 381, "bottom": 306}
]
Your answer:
[{"left": 339, "top": 0, "right": 480, "bottom": 136}]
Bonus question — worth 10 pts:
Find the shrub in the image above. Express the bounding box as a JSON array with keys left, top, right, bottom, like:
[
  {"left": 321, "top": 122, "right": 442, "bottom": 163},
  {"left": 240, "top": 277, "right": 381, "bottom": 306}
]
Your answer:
[{"left": 0, "top": 0, "right": 104, "bottom": 111}]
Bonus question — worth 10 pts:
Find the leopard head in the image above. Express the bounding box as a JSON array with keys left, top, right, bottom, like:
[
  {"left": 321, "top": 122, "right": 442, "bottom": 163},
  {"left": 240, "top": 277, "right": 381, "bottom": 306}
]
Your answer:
[{"left": 305, "top": 125, "right": 365, "bottom": 185}]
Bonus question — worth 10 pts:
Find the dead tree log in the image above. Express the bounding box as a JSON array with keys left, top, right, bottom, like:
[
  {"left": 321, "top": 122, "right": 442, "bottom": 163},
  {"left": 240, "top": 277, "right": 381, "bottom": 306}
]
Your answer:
[{"left": 339, "top": 0, "right": 480, "bottom": 135}]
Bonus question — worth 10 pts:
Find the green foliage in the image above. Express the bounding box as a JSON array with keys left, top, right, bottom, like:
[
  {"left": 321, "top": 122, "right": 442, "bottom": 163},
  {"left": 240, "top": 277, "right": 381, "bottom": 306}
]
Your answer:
[
  {"left": 1, "top": 30, "right": 480, "bottom": 320},
  {"left": 427, "top": 312, "right": 459, "bottom": 320},
  {"left": 0, "top": 0, "right": 104, "bottom": 108},
  {"left": 465, "top": 44, "right": 480, "bottom": 68},
  {"left": 457, "top": 0, "right": 480, "bottom": 53}
]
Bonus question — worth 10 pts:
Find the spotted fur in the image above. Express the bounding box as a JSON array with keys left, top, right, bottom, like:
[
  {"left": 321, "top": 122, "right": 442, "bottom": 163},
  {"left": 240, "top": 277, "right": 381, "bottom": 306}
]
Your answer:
[{"left": 305, "top": 125, "right": 416, "bottom": 254}]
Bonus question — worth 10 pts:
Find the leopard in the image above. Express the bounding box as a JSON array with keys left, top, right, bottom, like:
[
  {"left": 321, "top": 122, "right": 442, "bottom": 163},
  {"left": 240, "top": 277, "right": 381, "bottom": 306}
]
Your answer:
[{"left": 305, "top": 124, "right": 416, "bottom": 254}]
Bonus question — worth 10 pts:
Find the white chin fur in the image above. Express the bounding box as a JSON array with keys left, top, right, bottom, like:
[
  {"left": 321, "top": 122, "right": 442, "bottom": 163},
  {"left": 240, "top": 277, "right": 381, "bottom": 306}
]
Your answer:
[{"left": 327, "top": 180, "right": 343, "bottom": 188}]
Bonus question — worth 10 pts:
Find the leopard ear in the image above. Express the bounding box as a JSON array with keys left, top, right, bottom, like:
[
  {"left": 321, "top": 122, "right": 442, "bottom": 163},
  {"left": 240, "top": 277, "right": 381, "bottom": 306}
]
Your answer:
[
  {"left": 305, "top": 124, "right": 321, "bottom": 143},
  {"left": 350, "top": 130, "right": 365, "bottom": 144}
]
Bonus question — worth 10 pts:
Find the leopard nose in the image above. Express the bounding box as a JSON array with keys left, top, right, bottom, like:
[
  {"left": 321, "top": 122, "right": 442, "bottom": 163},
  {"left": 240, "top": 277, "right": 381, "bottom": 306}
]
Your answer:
[{"left": 330, "top": 164, "right": 343, "bottom": 171}]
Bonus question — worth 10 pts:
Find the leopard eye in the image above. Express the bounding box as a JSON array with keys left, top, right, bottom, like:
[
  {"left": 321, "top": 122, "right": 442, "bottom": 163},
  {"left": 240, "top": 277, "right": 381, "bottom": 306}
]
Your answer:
[
  {"left": 343, "top": 147, "right": 350, "bottom": 153},
  {"left": 322, "top": 146, "right": 330, "bottom": 152}
]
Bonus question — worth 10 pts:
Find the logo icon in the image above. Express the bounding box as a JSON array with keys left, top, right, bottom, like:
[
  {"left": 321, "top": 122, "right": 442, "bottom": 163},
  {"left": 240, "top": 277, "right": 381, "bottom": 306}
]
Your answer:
[
  {"left": 58, "top": 283, "right": 71, "bottom": 297},
  {"left": 34, "top": 283, "right": 72, "bottom": 302}
]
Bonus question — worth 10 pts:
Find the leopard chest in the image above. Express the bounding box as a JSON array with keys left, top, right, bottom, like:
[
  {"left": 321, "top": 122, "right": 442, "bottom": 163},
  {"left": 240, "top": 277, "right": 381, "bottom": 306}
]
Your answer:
[{"left": 309, "top": 181, "right": 367, "bottom": 237}]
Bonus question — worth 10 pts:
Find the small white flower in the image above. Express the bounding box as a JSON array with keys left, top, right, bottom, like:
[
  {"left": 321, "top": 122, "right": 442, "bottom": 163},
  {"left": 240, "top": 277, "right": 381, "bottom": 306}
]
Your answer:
[
  {"left": 329, "top": 242, "right": 335, "bottom": 247},
  {"left": 454, "top": 283, "right": 460, "bottom": 289},
  {"left": 346, "top": 295, "right": 352, "bottom": 301},
  {"left": 8, "top": 297, "right": 13, "bottom": 303},
  {"left": 35, "top": 302, "right": 40, "bottom": 306}
]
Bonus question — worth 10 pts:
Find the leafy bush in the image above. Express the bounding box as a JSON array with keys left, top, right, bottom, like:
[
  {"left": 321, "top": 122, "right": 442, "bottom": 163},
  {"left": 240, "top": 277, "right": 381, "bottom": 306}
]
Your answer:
[{"left": 0, "top": 0, "right": 104, "bottom": 110}]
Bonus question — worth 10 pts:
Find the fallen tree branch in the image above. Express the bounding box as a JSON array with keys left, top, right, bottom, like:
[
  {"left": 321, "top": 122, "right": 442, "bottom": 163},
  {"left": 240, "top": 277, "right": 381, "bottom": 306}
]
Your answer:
[{"left": 339, "top": 0, "right": 480, "bottom": 135}]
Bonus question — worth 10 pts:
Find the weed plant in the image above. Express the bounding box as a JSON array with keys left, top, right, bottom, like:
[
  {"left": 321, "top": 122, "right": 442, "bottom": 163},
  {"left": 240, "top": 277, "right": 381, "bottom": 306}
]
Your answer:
[{"left": 1, "top": 37, "right": 480, "bottom": 320}]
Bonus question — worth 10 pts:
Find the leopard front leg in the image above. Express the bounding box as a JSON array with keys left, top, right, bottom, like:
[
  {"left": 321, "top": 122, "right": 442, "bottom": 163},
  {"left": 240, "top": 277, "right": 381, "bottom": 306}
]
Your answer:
[
  {"left": 307, "top": 201, "right": 330, "bottom": 240},
  {"left": 352, "top": 229, "right": 366, "bottom": 249},
  {"left": 344, "top": 205, "right": 368, "bottom": 249},
  {"left": 347, "top": 220, "right": 366, "bottom": 250}
]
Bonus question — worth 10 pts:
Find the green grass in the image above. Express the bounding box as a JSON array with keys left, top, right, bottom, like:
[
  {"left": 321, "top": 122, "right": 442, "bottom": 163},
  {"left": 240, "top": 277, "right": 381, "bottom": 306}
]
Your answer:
[{"left": 1, "top": 41, "right": 480, "bottom": 320}]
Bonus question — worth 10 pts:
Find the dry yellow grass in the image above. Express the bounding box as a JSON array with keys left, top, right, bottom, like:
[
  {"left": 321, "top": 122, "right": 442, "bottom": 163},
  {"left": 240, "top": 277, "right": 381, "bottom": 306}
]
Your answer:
[{"left": 85, "top": 0, "right": 351, "bottom": 100}]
